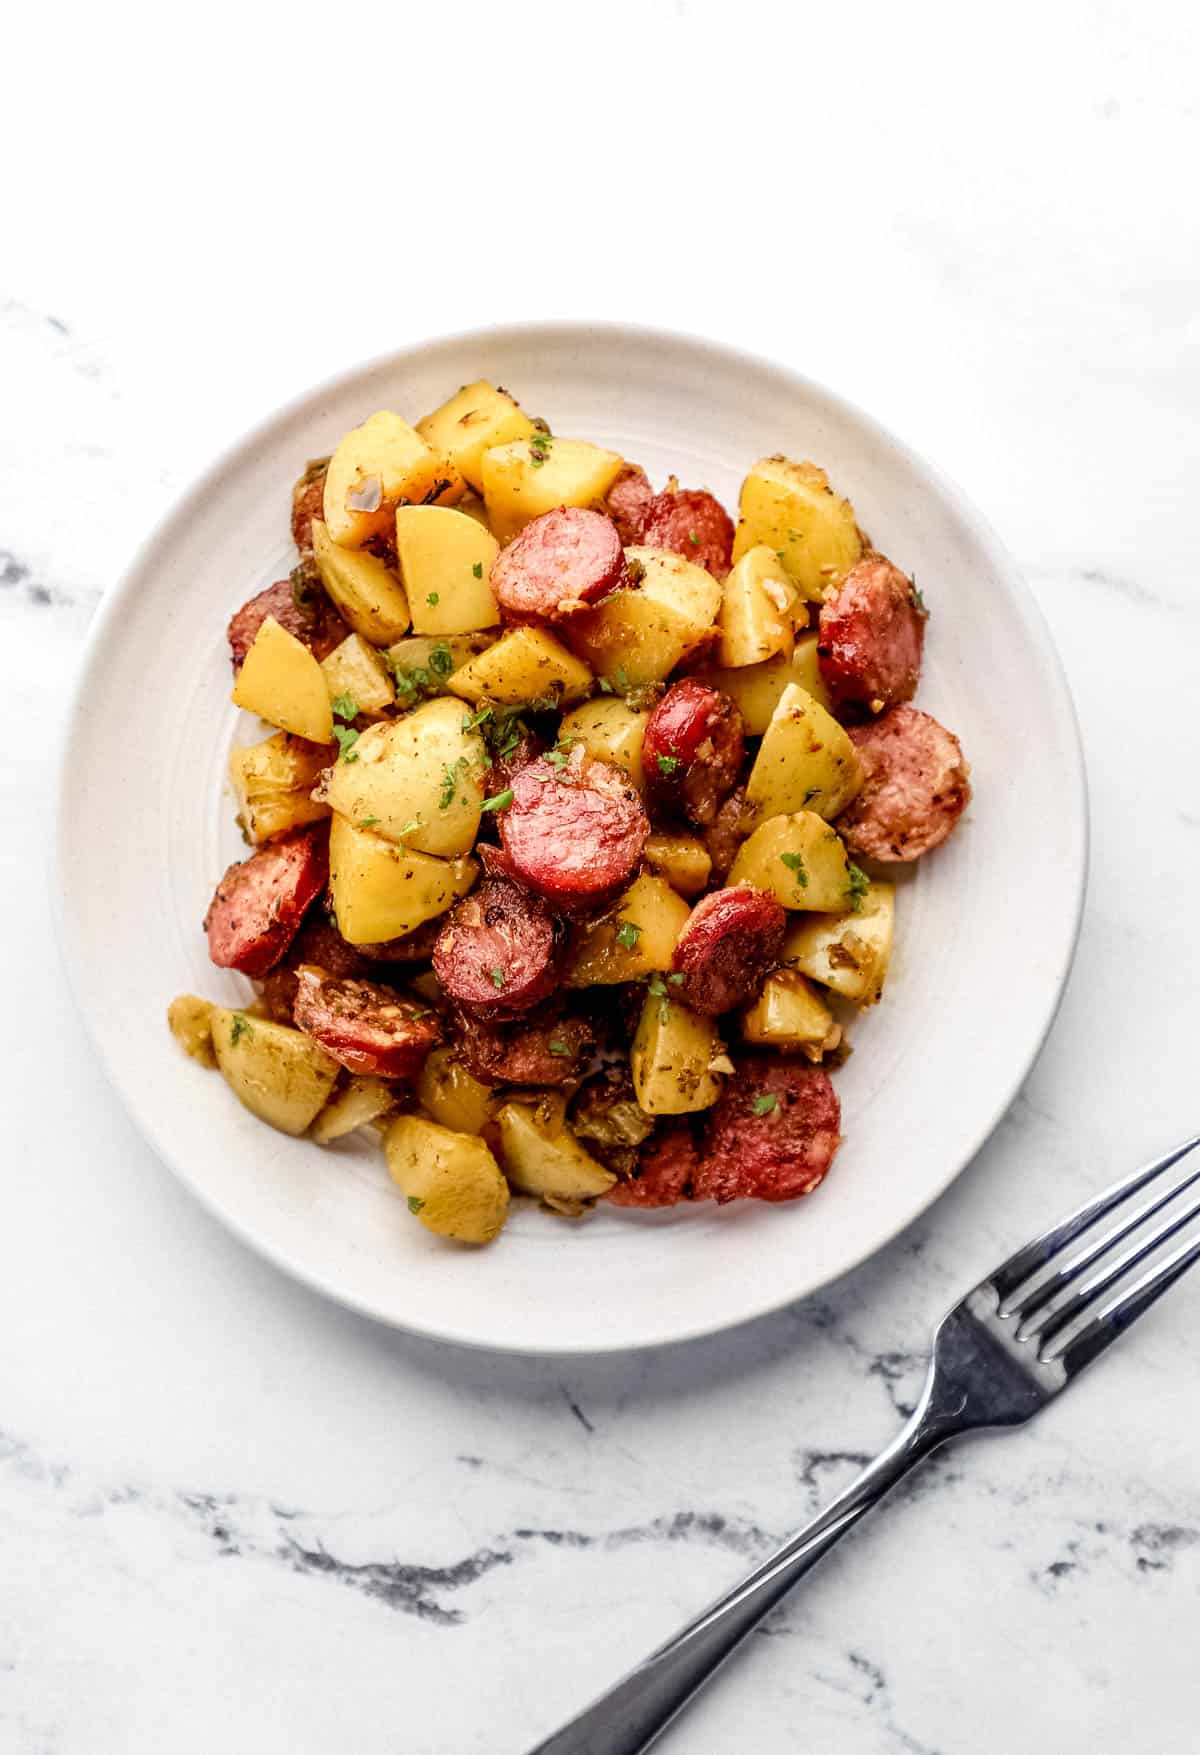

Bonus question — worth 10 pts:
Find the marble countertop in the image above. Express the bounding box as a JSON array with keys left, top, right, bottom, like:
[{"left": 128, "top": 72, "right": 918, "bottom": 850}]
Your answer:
[{"left": 3, "top": 5, "right": 1198, "bottom": 1750}]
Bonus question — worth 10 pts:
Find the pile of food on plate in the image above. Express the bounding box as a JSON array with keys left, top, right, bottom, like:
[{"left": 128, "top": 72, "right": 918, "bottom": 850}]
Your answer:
[{"left": 169, "top": 379, "right": 971, "bottom": 1245}]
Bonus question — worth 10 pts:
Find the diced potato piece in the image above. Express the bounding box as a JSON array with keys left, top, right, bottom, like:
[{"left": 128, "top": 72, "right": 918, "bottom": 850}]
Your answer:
[
  {"left": 496, "top": 1095, "right": 616, "bottom": 1202},
  {"left": 717, "top": 545, "right": 802, "bottom": 667},
  {"left": 455, "top": 492, "right": 493, "bottom": 531},
  {"left": 481, "top": 436, "right": 624, "bottom": 544},
  {"left": 416, "top": 381, "right": 536, "bottom": 494},
  {"left": 167, "top": 994, "right": 217, "bottom": 1067},
  {"left": 692, "top": 634, "right": 832, "bottom": 736},
  {"left": 732, "top": 457, "right": 862, "bottom": 601},
  {"left": 728, "top": 811, "right": 856, "bottom": 912},
  {"left": 745, "top": 683, "right": 862, "bottom": 824},
  {"left": 562, "top": 590, "right": 695, "bottom": 689},
  {"left": 312, "top": 519, "right": 411, "bottom": 645},
  {"left": 417, "top": 1047, "right": 497, "bottom": 1137},
  {"left": 317, "top": 698, "right": 486, "bottom": 857},
  {"left": 783, "top": 883, "right": 895, "bottom": 1004},
  {"left": 322, "top": 411, "right": 462, "bottom": 549},
  {"left": 739, "top": 970, "right": 841, "bottom": 1059},
  {"left": 229, "top": 732, "right": 333, "bottom": 844},
  {"left": 311, "top": 1075, "right": 397, "bottom": 1144},
  {"left": 386, "top": 633, "right": 495, "bottom": 702},
  {"left": 788, "top": 632, "right": 833, "bottom": 713},
  {"left": 328, "top": 814, "right": 477, "bottom": 944},
  {"left": 321, "top": 634, "right": 395, "bottom": 715},
  {"left": 566, "top": 872, "right": 691, "bottom": 986},
  {"left": 210, "top": 1008, "right": 339, "bottom": 1135},
  {"left": 232, "top": 616, "right": 334, "bottom": 744},
  {"left": 447, "top": 626, "right": 592, "bottom": 707},
  {"left": 632, "top": 547, "right": 723, "bottom": 650},
  {"left": 384, "top": 1113, "right": 509, "bottom": 1244},
  {"left": 558, "top": 697, "right": 649, "bottom": 790},
  {"left": 396, "top": 506, "right": 501, "bottom": 636},
  {"left": 643, "top": 830, "right": 712, "bottom": 897},
  {"left": 631, "top": 990, "right": 724, "bottom": 1115}
]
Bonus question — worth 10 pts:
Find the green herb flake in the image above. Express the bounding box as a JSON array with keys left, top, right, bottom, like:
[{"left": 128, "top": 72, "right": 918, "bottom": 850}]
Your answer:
[
  {"left": 407, "top": 1196, "right": 426, "bottom": 1215},
  {"left": 597, "top": 677, "right": 613, "bottom": 694},
  {"left": 912, "top": 582, "right": 929, "bottom": 619},
  {"left": 463, "top": 704, "right": 494, "bottom": 731},
  {"left": 333, "top": 724, "right": 360, "bottom": 763},
  {"left": 667, "top": 972, "right": 685, "bottom": 986},
  {"left": 647, "top": 975, "right": 668, "bottom": 997},
  {"left": 472, "top": 561, "right": 484, "bottom": 579},
  {"left": 426, "top": 591, "right": 440, "bottom": 607},
  {"left": 428, "top": 642, "right": 454, "bottom": 678},
  {"left": 491, "top": 966, "right": 506, "bottom": 990},
  {"left": 480, "top": 788, "right": 514, "bottom": 813},
  {"left": 780, "top": 850, "right": 808, "bottom": 887},
  {"left": 399, "top": 817, "right": 422, "bottom": 837},
  {"left": 846, "top": 863, "right": 871, "bottom": 911},
  {"left": 331, "top": 692, "right": 358, "bottom": 722},
  {"left": 613, "top": 665, "right": 629, "bottom": 691},
  {"left": 616, "top": 921, "right": 642, "bottom": 950},
  {"left": 229, "top": 1012, "right": 253, "bottom": 1047},
  {"left": 752, "top": 1092, "right": 779, "bottom": 1116},
  {"left": 656, "top": 754, "right": 681, "bottom": 776},
  {"left": 358, "top": 816, "right": 380, "bottom": 828},
  {"left": 528, "top": 433, "right": 553, "bottom": 469},
  {"left": 439, "top": 761, "right": 462, "bottom": 808},
  {"left": 548, "top": 1039, "right": 572, "bottom": 1057},
  {"left": 688, "top": 529, "right": 699, "bottom": 547}
]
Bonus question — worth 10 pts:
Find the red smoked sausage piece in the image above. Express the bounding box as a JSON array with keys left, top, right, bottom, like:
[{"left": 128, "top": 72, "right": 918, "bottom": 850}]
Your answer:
[
  {"left": 204, "top": 827, "right": 328, "bottom": 977},
  {"left": 836, "top": 705, "right": 970, "bottom": 862},
  {"left": 433, "top": 877, "right": 561, "bottom": 1020},
  {"left": 694, "top": 1056, "right": 841, "bottom": 1203},
  {"left": 291, "top": 462, "right": 329, "bottom": 554},
  {"left": 643, "top": 679, "right": 745, "bottom": 827},
  {"left": 817, "top": 554, "right": 925, "bottom": 711},
  {"left": 606, "top": 1120, "right": 698, "bottom": 1208},
  {"left": 604, "top": 465, "right": 654, "bottom": 545},
  {"left": 671, "top": 887, "right": 786, "bottom": 1016},
  {"left": 451, "top": 1003, "right": 596, "bottom": 1087},
  {"left": 640, "top": 488, "right": 735, "bottom": 579},
  {"left": 293, "top": 967, "right": 441, "bottom": 1079},
  {"left": 491, "top": 507, "right": 626, "bottom": 625},
  {"left": 226, "top": 577, "right": 347, "bottom": 673},
  {"left": 498, "top": 752, "right": 648, "bottom": 911},
  {"left": 260, "top": 915, "right": 372, "bottom": 1023}
]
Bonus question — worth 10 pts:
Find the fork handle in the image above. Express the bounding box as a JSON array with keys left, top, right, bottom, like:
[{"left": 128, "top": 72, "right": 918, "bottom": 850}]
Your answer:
[{"left": 526, "top": 1397, "right": 953, "bottom": 1755}]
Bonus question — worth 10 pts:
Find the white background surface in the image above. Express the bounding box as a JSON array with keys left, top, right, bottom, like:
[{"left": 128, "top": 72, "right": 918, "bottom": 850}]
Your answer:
[{"left": 3, "top": 3, "right": 1198, "bottom": 1751}]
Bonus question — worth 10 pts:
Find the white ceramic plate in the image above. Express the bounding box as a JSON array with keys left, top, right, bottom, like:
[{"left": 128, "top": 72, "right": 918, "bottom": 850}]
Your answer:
[{"left": 55, "top": 323, "right": 1087, "bottom": 1354}]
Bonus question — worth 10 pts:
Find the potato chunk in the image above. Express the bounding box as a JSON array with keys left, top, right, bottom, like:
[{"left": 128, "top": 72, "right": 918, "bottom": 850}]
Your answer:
[
  {"left": 167, "top": 994, "right": 217, "bottom": 1067},
  {"left": 563, "top": 549, "right": 720, "bottom": 690},
  {"left": 395, "top": 506, "right": 501, "bottom": 636},
  {"left": 328, "top": 814, "right": 477, "bottom": 944},
  {"left": 642, "top": 830, "right": 712, "bottom": 897},
  {"left": 210, "top": 1008, "right": 339, "bottom": 1135},
  {"left": 385, "top": 633, "right": 495, "bottom": 701},
  {"left": 317, "top": 697, "right": 486, "bottom": 857},
  {"left": 565, "top": 871, "right": 691, "bottom": 986},
  {"left": 717, "top": 545, "right": 802, "bottom": 667},
  {"left": 745, "top": 682, "right": 862, "bottom": 824},
  {"left": 739, "top": 970, "right": 841, "bottom": 1059},
  {"left": 231, "top": 615, "right": 334, "bottom": 744},
  {"left": 312, "top": 519, "right": 411, "bottom": 645},
  {"left": 321, "top": 634, "right": 396, "bottom": 716},
  {"left": 481, "top": 436, "right": 624, "bottom": 544},
  {"left": 732, "top": 457, "right": 862, "bottom": 601},
  {"left": 416, "top": 381, "right": 536, "bottom": 494},
  {"left": 496, "top": 1095, "right": 616, "bottom": 1203},
  {"left": 384, "top": 1113, "right": 509, "bottom": 1244},
  {"left": 782, "top": 882, "right": 895, "bottom": 1004},
  {"left": 447, "top": 626, "right": 592, "bottom": 707},
  {"left": 229, "top": 732, "right": 333, "bottom": 844},
  {"left": 727, "top": 811, "right": 858, "bottom": 912},
  {"left": 558, "top": 697, "right": 649, "bottom": 790},
  {"left": 311, "top": 1075, "right": 397, "bottom": 1144},
  {"left": 631, "top": 989, "right": 724, "bottom": 1115},
  {"left": 322, "top": 411, "right": 462, "bottom": 549},
  {"left": 417, "top": 1048, "right": 497, "bottom": 1137},
  {"left": 692, "top": 634, "right": 832, "bottom": 735}
]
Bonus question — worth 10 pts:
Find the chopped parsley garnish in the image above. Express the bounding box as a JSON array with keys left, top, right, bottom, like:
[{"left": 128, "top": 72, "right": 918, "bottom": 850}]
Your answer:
[
  {"left": 426, "top": 592, "right": 440, "bottom": 607},
  {"left": 548, "top": 1039, "right": 572, "bottom": 1057},
  {"left": 597, "top": 677, "right": 613, "bottom": 694},
  {"left": 358, "top": 816, "right": 380, "bottom": 828},
  {"left": 229, "top": 1012, "right": 253, "bottom": 1047},
  {"left": 491, "top": 966, "right": 506, "bottom": 989},
  {"left": 330, "top": 692, "right": 358, "bottom": 722},
  {"left": 407, "top": 1196, "right": 425, "bottom": 1214},
  {"left": 333, "top": 724, "right": 360, "bottom": 762},
  {"left": 613, "top": 665, "right": 629, "bottom": 691},
  {"left": 780, "top": 850, "right": 808, "bottom": 887},
  {"left": 647, "top": 972, "right": 671, "bottom": 1020},
  {"left": 688, "top": 529, "right": 699, "bottom": 547},
  {"left": 846, "top": 863, "right": 871, "bottom": 911},
  {"left": 399, "top": 817, "right": 422, "bottom": 837},
  {"left": 912, "top": 583, "right": 929, "bottom": 619},
  {"left": 480, "top": 788, "right": 514, "bottom": 813},
  {"left": 667, "top": 972, "right": 685, "bottom": 986},
  {"left": 462, "top": 705, "right": 494, "bottom": 731},
  {"left": 528, "top": 432, "right": 553, "bottom": 468},
  {"left": 428, "top": 642, "right": 454, "bottom": 678},
  {"left": 616, "top": 921, "right": 642, "bottom": 950},
  {"left": 752, "top": 1092, "right": 779, "bottom": 1116},
  {"left": 472, "top": 561, "right": 484, "bottom": 579},
  {"left": 656, "top": 754, "right": 681, "bottom": 776},
  {"left": 439, "top": 757, "right": 468, "bottom": 808}
]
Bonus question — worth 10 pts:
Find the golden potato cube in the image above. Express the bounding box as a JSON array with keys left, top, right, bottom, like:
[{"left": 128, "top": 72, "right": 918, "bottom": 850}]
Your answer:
[
  {"left": 643, "top": 830, "right": 712, "bottom": 897},
  {"left": 565, "top": 872, "right": 691, "bottom": 986},
  {"left": 322, "top": 411, "right": 462, "bottom": 549},
  {"left": 691, "top": 634, "right": 832, "bottom": 736},
  {"left": 312, "top": 518, "right": 411, "bottom": 645},
  {"left": 416, "top": 381, "right": 536, "bottom": 494},
  {"left": 631, "top": 990, "right": 724, "bottom": 1115},
  {"left": 562, "top": 590, "right": 695, "bottom": 689},
  {"left": 496, "top": 1096, "right": 616, "bottom": 1202},
  {"left": 395, "top": 505, "right": 501, "bottom": 636},
  {"left": 386, "top": 633, "right": 495, "bottom": 702},
  {"left": 232, "top": 615, "right": 334, "bottom": 744},
  {"left": 229, "top": 732, "right": 333, "bottom": 844},
  {"left": 717, "top": 545, "right": 802, "bottom": 667},
  {"left": 745, "top": 682, "right": 862, "bottom": 824},
  {"left": 732, "top": 456, "right": 862, "bottom": 600},
  {"left": 630, "top": 547, "right": 723, "bottom": 651},
  {"left": 481, "top": 436, "right": 624, "bottom": 544},
  {"left": 728, "top": 811, "right": 857, "bottom": 912},
  {"left": 321, "top": 633, "right": 395, "bottom": 716},
  {"left": 384, "top": 1113, "right": 509, "bottom": 1244},
  {"left": 328, "top": 813, "right": 477, "bottom": 944},
  {"left": 558, "top": 697, "right": 650, "bottom": 790},
  {"left": 167, "top": 994, "right": 217, "bottom": 1067},
  {"left": 311, "top": 1075, "right": 397, "bottom": 1144},
  {"left": 417, "top": 1047, "right": 497, "bottom": 1138},
  {"left": 447, "top": 626, "right": 592, "bottom": 707},
  {"left": 210, "top": 1008, "right": 340, "bottom": 1135},
  {"left": 317, "top": 698, "right": 486, "bottom": 857},
  {"left": 739, "top": 970, "right": 841, "bottom": 1059},
  {"left": 783, "top": 882, "right": 895, "bottom": 1004}
]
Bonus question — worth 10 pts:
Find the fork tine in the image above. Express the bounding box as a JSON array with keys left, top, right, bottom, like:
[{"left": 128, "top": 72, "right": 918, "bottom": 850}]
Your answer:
[
  {"left": 1051, "top": 1225, "right": 1200, "bottom": 1377},
  {"left": 987, "top": 1133, "right": 1200, "bottom": 1306}
]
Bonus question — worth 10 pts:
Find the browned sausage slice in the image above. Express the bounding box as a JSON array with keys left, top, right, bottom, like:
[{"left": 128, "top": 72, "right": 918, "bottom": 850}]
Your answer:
[
  {"left": 260, "top": 915, "right": 372, "bottom": 1022},
  {"left": 293, "top": 967, "right": 441, "bottom": 1078},
  {"left": 642, "top": 680, "right": 745, "bottom": 826},
  {"left": 606, "top": 1120, "right": 698, "bottom": 1207},
  {"left": 433, "top": 877, "right": 560, "bottom": 1019},
  {"left": 837, "top": 705, "right": 970, "bottom": 861},
  {"left": 671, "top": 887, "right": 786, "bottom": 1016},
  {"left": 693, "top": 1055, "right": 841, "bottom": 1203},
  {"left": 604, "top": 464, "right": 654, "bottom": 545},
  {"left": 703, "top": 785, "right": 750, "bottom": 882},
  {"left": 226, "top": 577, "right": 347, "bottom": 673},
  {"left": 817, "top": 554, "right": 925, "bottom": 711},
  {"left": 451, "top": 1003, "right": 596, "bottom": 1087},
  {"left": 498, "top": 752, "right": 648, "bottom": 911},
  {"left": 204, "top": 827, "right": 328, "bottom": 977},
  {"left": 291, "top": 460, "right": 329, "bottom": 554},
  {"left": 362, "top": 917, "right": 446, "bottom": 965},
  {"left": 491, "top": 507, "right": 625, "bottom": 626},
  {"left": 640, "top": 488, "right": 735, "bottom": 579}
]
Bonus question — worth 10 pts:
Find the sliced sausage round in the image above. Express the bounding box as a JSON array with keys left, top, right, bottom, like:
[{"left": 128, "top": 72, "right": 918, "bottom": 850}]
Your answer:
[
  {"left": 260, "top": 915, "right": 372, "bottom": 1022},
  {"left": 837, "top": 705, "right": 970, "bottom": 862},
  {"left": 491, "top": 507, "right": 626, "bottom": 626},
  {"left": 451, "top": 1003, "right": 595, "bottom": 1088},
  {"left": 671, "top": 887, "right": 786, "bottom": 1016},
  {"left": 433, "top": 877, "right": 560, "bottom": 1020},
  {"left": 204, "top": 826, "right": 328, "bottom": 977},
  {"left": 693, "top": 1056, "right": 841, "bottom": 1203},
  {"left": 817, "top": 554, "right": 925, "bottom": 711},
  {"left": 643, "top": 680, "right": 745, "bottom": 827},
  {"left": 640, "top": 488, "right": 735, "bottom": 579},
  {"left": 226, "top": 576, "right": 347, "bottom": 673},
  {"left": 607, "top": 1120, "right": 698, "bottom": 1208},
  {"left": 482, "top": 723, "right": 544, "bottom": 801},
  {"left": 363, "top": 917, "right": 446, "bottom": 965},
  {"left": 703, "top": 785, "right": 750, "bottom": 882},
  {"left": 291, "top": 460, "right": 329, "bottom": 553},
  {"left": 498, "top": 752, "right": 648, "bottom": 911},
  {"left": 604, "top": 464, "right": 654, "bottom": 545},
  {"left": 293, "top": 967, "right": 441, "bottom": 1079}
]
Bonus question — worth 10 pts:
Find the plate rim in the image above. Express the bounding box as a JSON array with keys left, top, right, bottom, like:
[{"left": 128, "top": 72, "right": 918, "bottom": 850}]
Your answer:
[{"left": 53, "top": 319, "right": 1090, "bottom": 1354}]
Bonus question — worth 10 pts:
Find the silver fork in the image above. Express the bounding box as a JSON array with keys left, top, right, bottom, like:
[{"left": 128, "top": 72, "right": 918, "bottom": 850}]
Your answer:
[{"left": 527, "top": 1133, "right": 1200, "bottom": 1755}]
